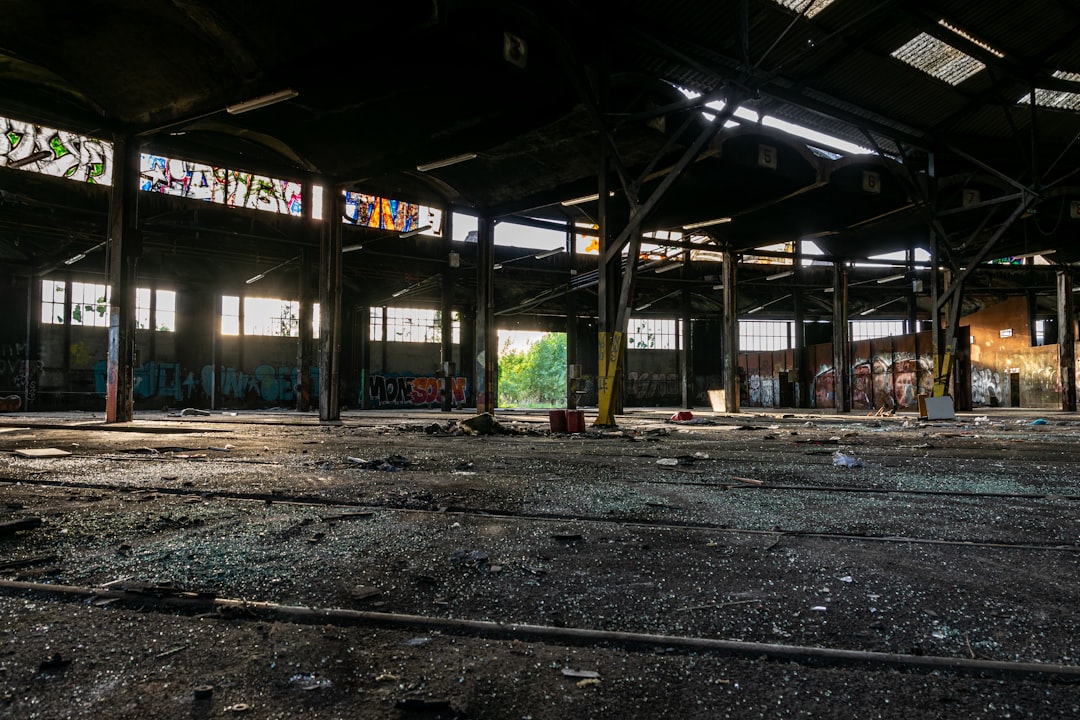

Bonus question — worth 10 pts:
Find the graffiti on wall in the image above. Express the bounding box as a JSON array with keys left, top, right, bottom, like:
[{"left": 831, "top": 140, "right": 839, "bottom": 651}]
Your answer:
[
  {"left": 814, "top": 352, "right": 932, "bottom": 410},
  {"left": 745, "top": 373, "right": 777, "bottom": 407},
  {"left": 368, "top": 374, "right": 468, "bottom": 407},
  {"left": 0, "top": 343, "right": 41, "bottom": 404},
  {"left": 141, "top": 154, "right": 303, "bottom": 216},
  {"left": 970, "top": 365, "right": 1003, "bottom": 406},
  {"left": 1, "top": 116, "right": 112, "bottom": 184},
  {"left": 626, "top": 371, "right": 680, "bottom": 402},
  {"left": 94, "top": 361, "right": 320, "bottom": 405},
  {"left": 0, "top": 343, "right": 27, "bottom": 381}
]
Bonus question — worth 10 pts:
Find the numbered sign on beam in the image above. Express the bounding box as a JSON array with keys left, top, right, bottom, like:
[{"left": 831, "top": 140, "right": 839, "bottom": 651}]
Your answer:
[
  {"left": 862, "top": 171, "right": 881, "bottom": 194},
  {"left": 1071, "top": 200, "right": 1080, "bottom": 219},
  {"left": 963, "top": 189, "right": 981, "bottom": 207},
  {"left": 758, "top": 145, "right": 777, "bottom": 170}
]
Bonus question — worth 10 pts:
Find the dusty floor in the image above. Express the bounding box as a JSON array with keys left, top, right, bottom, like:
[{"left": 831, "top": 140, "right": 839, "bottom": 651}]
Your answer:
[{"left": 0, "top": 405, "right": 1078, "bottom": 719}]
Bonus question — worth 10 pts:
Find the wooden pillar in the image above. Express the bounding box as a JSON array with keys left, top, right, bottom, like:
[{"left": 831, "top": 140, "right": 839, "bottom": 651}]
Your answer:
[
  {"left": 1058, "top": 271, "right": 1077, "bottom": 411},
  {"left": 319, "top": 182, "right": 343, "bottom": 421},
  {"left": 105, "top": 135, "right": 141, "bottom": 423}
]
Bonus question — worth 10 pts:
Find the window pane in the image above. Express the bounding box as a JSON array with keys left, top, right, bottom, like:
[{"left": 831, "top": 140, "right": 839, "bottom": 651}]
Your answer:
[
  {"left": 628, "top": 318, "right": 679, "bottom": 349},
  {"left": 221, "top": 295, "right": 240, "bottom": 335},
  {"left": 244, "top": 297, "right": 299, "bottom": 337},
  {"left": 41, "top": 279, "right": 66, "bottom": 324},
  {"left": 136, "top": 288, "right": 151, "bottom": 329},
  {"left": 70, "top": 282, "right": 110, "bottom": 327},
  {"left": 156, "top": 289, "right": 176, "bottom": 332},
  {"left": 372, "top": 307, "right": 458, "bottom": 343},
  {"left": 850, "top": 320, "right": 905, "bottom": 341},
  {"left": 739, "top": 321, "right": 791, "bottom": 351}
]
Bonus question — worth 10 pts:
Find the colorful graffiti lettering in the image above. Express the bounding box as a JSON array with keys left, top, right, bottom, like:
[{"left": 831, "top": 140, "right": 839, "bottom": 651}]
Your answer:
[
  {"left": 368, "top": 374, "right": 468, "bottom": 407},
  {"left": 1, "top": 116, "right": 111, "bottom": 184},
  {"left": 94, "top": 360, "right": 184, "bottom": 400},
  {"left": 94, "top": 361, "right": 320, "bottom": 405},
  {"left": 141, "top": 154, "right": 302, "bottom": 216}
]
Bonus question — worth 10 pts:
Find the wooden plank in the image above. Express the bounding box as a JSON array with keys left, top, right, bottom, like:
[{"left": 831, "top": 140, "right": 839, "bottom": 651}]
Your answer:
[{"left": 14, "top": 448, "right": 71, "bottom": 458}]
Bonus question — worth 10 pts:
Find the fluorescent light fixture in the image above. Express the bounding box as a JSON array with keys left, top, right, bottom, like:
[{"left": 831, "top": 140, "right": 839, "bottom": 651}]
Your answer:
[
  {"left": 244, "top": 254, "right": 299, "bottom": 284},
  {"left": 876, "top": 273, "right": 906, "bottom": 283},
  {"left": 859, "top": 307, "right": 877, "bottom": 316},
  {"left": 747, "top": 305, "right": 764, "bottom": 314},
  {"left": 824, "top": 287, "right": 835, "bottom": 293},
  {"left": 392, "top": 288, "right": 408, "bottom": 298},
  {"left": 766, "top": 270, "right": 794, "bottom": 281},
  {"left": 535, "top": 248, "right": 564, "bottom": 259},
  {"left": 399, "top": 224, "right": 432, "bottom": 238},
  {"left": 682, "top": 217, "right": 732, "bottom": 230},
  {"left": 634, "top": 301, "right": 654, "bottom": 311},
  {"left": 62, "top": 241, "right": 106, "bottom": 265},
  {"left": 342, "top": 244, "right": 363, "bottom": 253},
  {"left": 712, "top": 284, "right": 724, "bottom": 290},
  {"left": 493, "top": 263, "right": 504, "bottom": 270},
  {"left": 226, "top": 88, "right": 298, "bottom": 115},
  {"left": 561, "top": 193, "right": 600, "bottom": 206},
  {"left": 416, "top": 153, "right": 477, "bottom": 172},
  {"left": 655, "top": 262, "right": 682, "bottom": 273},
  {"left": 1010, "top": 249, "right": 1056, "bottom": 260}
]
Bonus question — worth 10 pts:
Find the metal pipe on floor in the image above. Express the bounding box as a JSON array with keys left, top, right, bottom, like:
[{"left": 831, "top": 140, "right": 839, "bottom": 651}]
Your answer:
[{"left": 1, "top": 579, "right": 1078, "bottom": 683}]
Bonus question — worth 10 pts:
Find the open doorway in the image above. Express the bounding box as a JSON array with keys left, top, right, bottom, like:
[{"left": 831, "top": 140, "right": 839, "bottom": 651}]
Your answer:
[{"left": 497, "top": 330, "right": 567, "bottom": 408}]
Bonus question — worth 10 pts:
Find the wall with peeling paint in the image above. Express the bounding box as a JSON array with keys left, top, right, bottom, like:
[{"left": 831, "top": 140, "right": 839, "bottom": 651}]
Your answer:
[{"left": 962, "top": 296, "right": 1073, "bottom": 409}]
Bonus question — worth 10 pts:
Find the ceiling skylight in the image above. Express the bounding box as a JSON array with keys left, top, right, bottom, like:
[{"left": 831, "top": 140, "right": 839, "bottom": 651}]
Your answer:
[
  {"left": 770, "top": 0, "right": 837, "bottom": 18},
  {"left": 891, "top": 33, "right": 985, "bottom": 85},
  {"left": 1019, "top": 71, "right": 1080, "bottom": 111}
]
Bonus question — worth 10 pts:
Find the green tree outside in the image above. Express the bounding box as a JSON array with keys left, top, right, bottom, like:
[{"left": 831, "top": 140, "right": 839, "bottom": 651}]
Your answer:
[{"left": 498, "top": 332, "right": 567, "bottom": 407}]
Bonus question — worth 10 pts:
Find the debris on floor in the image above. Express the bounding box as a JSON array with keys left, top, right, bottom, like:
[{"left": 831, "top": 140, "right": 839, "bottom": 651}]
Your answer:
[
  {"left": 13, "top": 448, "right": 71, "bottom": 458},
  {"left": 456, "top": 412, "right": 507, "bottom": 435}
]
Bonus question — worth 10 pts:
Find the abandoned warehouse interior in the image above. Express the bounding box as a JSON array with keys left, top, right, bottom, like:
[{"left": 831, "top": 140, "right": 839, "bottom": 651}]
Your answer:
[{"left": 0, "top": 1, "right": 1079, "bottom": 718}]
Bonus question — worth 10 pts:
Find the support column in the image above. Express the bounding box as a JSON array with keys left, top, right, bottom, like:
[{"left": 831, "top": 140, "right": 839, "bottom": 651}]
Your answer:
[
  {"left": 318, "top": 182, "right": 343, "bottom": 421},
  {"left": 441, "top": 213, "right": 456, "bottom": 412},
  {"left": 832, "top": 261, "right": 850, "bottom": 413},
  {"left": 105, "top": 135, "right": 141, "bottom": 423},
  {"left": 566, "top": 223, "right": 579, "bottom": 410},
  {"left": 1058, "top": 271, "right": 1077, "bottom": 411},
  {"left": 296, "top": 179, "right": 319, "bottom": 412},
  {"left": 721, "top": 249, "right": 739, "bottom": 412},
  {"left": 296, "top": 248, "right": 315, "bottom": 412},
  {"left": 902, "top": 246, "right": 920, "bottom": 336},
  {"left": 475, "top": 217, "right": 496, "bottom": 413},
  {"left": 680, "top": 282, "right": 693, "bottom": 409},
  {"left": 359, "top": 305, "right": 371, "bottom": 409},
  {"left": 793, "top": 267, "right": 807, "bottom": 408}
]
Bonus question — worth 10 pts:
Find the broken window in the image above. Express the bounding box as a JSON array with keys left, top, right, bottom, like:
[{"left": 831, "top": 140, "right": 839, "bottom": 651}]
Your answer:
[{"left": 369, "top": 307, "right": 460, "bottom": 344}]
